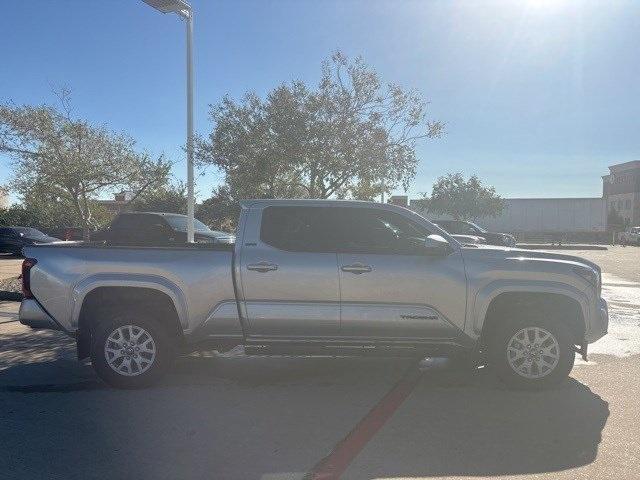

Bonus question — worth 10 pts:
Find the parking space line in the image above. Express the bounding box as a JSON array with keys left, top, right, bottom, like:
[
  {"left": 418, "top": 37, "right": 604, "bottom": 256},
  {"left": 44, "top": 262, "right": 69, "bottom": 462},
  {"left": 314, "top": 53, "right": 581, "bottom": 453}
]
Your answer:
[{"left": 305, "top": 365, "right": 422, "bottom": 480}]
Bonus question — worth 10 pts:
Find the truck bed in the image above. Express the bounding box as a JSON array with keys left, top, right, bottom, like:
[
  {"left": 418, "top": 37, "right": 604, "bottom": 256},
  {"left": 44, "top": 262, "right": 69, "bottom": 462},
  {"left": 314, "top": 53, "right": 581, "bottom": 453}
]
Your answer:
[{"left": 22, "top": 243, "right": 239, "bottom": 338}]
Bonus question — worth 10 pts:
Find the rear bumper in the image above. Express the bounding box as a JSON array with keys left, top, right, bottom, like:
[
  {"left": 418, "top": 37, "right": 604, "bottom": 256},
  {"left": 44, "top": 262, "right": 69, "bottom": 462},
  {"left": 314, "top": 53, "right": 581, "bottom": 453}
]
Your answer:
[
  {"left": 585, "top": 298, "right": 608, "bottom": 344},
  {"left": 19, "top": 299, "right": 62, "bottom": 331}
]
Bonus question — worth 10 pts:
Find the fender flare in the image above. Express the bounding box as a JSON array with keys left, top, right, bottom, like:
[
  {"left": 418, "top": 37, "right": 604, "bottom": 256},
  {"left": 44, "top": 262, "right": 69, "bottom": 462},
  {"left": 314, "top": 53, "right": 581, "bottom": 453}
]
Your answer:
[
  {"left": 70, "top": 273, "right": 188, "bottom": 331},
  {"left": 472, "top": 279, "right": 590, "bottom": 335}
]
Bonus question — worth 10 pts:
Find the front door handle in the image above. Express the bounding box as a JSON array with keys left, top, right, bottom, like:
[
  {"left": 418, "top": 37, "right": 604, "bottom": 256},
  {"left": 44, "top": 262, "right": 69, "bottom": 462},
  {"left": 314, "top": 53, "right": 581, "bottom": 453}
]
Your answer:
[
  {"left": 341, "top": 263, "right": 372, "bottom": 274},
  {"left": 247, "top": 262, "right": 278, "bottom": 273}
]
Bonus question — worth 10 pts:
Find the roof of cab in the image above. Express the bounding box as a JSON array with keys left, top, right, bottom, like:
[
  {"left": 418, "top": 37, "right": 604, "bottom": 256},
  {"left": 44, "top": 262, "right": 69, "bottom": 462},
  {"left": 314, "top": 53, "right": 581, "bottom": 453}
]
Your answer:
[
  {"left": 240, "top": 199, "right": 381, "bottom": 208},
  {"left": 118, "top": 211, "right": 186, "bottom": 217}
]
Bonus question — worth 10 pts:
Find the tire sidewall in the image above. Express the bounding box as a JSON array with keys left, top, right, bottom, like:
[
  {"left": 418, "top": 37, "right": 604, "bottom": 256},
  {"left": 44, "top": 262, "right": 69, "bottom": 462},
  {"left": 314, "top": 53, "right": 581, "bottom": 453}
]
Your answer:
[
  {"left": 90, "top": 313, "right": 174, "bottom": 388},
  {"left": 490, "top": 315, "right": 575, "bottom": 390}
]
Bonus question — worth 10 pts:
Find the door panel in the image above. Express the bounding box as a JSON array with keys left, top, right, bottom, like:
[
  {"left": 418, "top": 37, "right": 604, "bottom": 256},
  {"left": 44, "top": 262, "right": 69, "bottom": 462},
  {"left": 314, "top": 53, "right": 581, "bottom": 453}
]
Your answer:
[
  {"left": 244, "top": 300, "right": 340, "bottom": 337},
  {"left": 339, "top": 303, "right": 459, "bottom": 339},
  {"left": 339, "top": 251, "right": 467, "bottom": 339},
  {"left": 239, "top": 207, "right": 341, "bottom": 339},
  {"left": 333, "top": 207, "right": 467, "bottom": 340}
]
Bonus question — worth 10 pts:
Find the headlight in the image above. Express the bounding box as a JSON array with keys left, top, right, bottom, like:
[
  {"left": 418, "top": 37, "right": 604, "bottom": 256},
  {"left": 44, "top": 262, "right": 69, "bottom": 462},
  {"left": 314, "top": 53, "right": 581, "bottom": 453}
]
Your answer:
[{"left": 572, "top": 266, "right": 599, "bottom": 287}]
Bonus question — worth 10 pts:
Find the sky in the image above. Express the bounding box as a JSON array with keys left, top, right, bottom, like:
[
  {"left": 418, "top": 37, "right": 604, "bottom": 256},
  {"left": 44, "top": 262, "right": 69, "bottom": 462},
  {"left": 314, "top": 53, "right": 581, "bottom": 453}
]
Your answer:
[{"left": 1, "top": 0, "right": 639, "bottom": 203}]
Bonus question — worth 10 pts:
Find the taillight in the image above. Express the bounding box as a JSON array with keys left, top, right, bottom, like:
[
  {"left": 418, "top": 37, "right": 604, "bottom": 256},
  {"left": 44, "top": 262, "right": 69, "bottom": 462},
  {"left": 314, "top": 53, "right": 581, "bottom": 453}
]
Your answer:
[{"left": 21, "top": 258, "right": 37, "bottom": 299}]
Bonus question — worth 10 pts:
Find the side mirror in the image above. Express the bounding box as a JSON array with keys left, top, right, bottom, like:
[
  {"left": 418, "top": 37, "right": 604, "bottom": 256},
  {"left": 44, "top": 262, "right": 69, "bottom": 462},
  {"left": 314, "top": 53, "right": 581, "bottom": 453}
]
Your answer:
[{"left": 423, "top": 234, "right": 452, "bottom": 255}]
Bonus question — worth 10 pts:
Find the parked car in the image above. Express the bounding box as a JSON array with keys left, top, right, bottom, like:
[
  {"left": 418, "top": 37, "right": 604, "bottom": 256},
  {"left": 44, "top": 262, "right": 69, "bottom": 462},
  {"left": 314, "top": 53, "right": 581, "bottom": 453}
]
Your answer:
[
  {"left": 0, "top": 227, "right": 63, "bottom": 256},
  {"left": 619, "top": 226, "right": 640, "bottom": 246},
  {"left": 92, "top": 211, "right": 235, "bottom": 246},
  {"left": 47, "top": 227, "right": 86, "bottom": 241},
  {"left": 433, "top": 219, "right": 516, "bottom": 247},
  {"left": 19, "top": 199, "right": 607, "bottom": 390}
]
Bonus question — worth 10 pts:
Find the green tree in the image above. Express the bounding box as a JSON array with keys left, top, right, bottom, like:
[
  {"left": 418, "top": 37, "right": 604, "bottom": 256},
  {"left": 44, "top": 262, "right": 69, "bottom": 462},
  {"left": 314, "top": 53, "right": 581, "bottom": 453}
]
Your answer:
[
  {"left": 197, "top": 51, "right": 443, "bottom": 201},
  {"left": 130, "top": 181, "right": 188, "bottom": 215},
  {"left": 196, "top": 185, "right": 240, "bottom": 232},
  {"left": 607, "top": 206, "right": 628, "bottom": 232},
  {"left": 423, "top": 173, "right": 505, "bottom": 220},
  {"left": 0, "top": 90, "right": 170, "bottom": 236}
]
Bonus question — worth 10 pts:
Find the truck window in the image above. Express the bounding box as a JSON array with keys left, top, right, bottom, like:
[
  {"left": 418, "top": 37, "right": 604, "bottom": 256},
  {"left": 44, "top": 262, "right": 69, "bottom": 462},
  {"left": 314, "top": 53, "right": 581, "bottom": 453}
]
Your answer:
[
  {"left": 112, "top": 214, "right": 166, "bottom": 230},
  {"left": 260, "top": 206, "right": 341, "bottom": 252},
  {"left": 335, "top": 208, "right": 430, "bottom": 255},
  {"left": 111, "top": 214, "right": 139, "bottom": 229},
  {"left": 260, "top": 206, "right": 432, "bottom": 255}
]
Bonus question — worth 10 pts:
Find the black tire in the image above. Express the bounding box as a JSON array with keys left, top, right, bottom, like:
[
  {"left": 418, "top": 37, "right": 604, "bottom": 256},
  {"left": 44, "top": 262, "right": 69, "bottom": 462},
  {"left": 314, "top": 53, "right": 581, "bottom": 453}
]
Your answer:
[
  {"left": 489, "top": 313, "right": 575, "bottom": 390},
  {"left": 90, "top": 310, "right": 175, "bottom": 389}
]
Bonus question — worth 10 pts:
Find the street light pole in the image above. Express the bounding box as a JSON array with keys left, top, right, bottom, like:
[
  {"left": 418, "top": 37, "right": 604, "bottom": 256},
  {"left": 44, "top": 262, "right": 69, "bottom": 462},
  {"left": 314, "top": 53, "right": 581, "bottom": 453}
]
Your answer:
[
  {"left": 141, "top": 0, "right": 195, "bottom": 242},
  {"left": 185, "top": 9, "right": 195, "bottom": 243}
]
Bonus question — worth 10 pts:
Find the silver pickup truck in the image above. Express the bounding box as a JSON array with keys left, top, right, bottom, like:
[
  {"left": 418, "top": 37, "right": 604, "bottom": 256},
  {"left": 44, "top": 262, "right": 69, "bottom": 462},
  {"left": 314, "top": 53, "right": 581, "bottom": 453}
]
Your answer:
[{"left": 19, "top": 199, "right": 608, "bottom": 389}]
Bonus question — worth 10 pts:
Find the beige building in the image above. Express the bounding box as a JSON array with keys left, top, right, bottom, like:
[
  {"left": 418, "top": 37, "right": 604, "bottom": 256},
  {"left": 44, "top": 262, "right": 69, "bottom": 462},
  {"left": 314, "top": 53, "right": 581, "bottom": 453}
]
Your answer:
[
  {"left": 602, "top": 160, "right": 640, "bottom": 227},
  {"left": 96, "top": 191, "right": 135, "bottom": 214}
]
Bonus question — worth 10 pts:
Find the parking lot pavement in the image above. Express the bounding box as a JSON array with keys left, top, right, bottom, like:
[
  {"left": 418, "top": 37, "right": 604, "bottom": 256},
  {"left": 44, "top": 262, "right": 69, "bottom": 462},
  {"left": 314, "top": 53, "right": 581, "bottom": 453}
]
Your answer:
[
  {"left": 555, "top": 245, "right": 640, "bottom": 283},
  {"left": 341, "top": 354, "right": 640, "bottom": 480},
  {"left": 0, "top": 256, "right": 22, "bottom": 281},
  {"left": 0, "top": 247, "right": 639, "bottom": 480},
  {"left": 0, "top": 307, "right": 413, "bottom": 480}
]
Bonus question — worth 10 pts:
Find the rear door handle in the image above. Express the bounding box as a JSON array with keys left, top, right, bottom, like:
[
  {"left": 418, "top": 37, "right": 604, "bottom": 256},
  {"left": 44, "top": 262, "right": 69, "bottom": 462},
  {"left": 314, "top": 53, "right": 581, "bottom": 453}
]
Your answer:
[
  {"left": 341, "top": 263, "right": 372, "bottom": 274},
  {"left": 247, "top": 262, "right": 278, "bottom": 273}
]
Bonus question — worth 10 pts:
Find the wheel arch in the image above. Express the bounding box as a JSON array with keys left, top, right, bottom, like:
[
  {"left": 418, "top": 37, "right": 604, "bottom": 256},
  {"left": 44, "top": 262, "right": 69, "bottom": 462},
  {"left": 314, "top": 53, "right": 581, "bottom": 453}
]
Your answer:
[
  {"left": 74, "top": 276, "right": 187, "bottom": 360},
  {"left": 478, "top": 290, "right": 586, "bottom": 349}
]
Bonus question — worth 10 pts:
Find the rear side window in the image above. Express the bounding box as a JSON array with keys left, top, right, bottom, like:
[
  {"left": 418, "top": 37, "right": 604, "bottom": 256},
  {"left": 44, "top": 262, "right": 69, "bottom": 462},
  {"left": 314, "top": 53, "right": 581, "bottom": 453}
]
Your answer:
[
  {"left": 0, "top": 228, "right": 15, "bottom": 236},
  {"left": 260, "top": 207, "right": 340, "bottom": 252},
  {"left": 111, "top": 215, "right": 138, "bottom": 229}
]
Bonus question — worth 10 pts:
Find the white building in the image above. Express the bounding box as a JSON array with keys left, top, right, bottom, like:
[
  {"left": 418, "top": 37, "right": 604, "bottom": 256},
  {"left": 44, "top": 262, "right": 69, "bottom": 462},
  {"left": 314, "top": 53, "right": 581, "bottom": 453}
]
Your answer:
[
  {"left": 464, "top": 197, "right": 606, "bottom": 233},
  {"left": 409, "top": 197, "right": 606, "bottom": 233},
  {"left": 395, "top": 161, "right": 638, "bottom": 235}
]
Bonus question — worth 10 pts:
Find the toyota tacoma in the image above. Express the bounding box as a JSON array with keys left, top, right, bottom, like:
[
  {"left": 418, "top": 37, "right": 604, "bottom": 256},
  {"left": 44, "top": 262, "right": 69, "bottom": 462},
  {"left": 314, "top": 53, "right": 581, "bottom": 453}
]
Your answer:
[{"left": 19, "top": 200, "right": 608, "bottom": 389}]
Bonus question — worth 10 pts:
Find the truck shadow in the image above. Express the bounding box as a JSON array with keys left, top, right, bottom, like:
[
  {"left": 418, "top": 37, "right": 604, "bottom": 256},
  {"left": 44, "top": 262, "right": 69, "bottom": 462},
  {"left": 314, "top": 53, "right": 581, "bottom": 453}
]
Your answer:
[
  {"left": 345, "top": 366, "right": 609, "bottom": 478},
  {"left": 0, "top": 348, "right": 609, "bottom": 479},
  {"left": 168, "top": 355, "right": 610, "bottom": 477}
]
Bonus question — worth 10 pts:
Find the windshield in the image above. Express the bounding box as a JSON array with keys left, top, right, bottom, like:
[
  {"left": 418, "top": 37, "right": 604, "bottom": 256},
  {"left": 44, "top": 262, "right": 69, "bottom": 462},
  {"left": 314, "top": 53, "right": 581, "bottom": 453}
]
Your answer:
[
  {"left": 435, "top": 221, "right": 486, "bottom": 236},
  {"left": 467, "top": 222, "right": 487, "bottom": 233},
  {"left": 163, "top": 215, "right": 212, "bottom": 233}
]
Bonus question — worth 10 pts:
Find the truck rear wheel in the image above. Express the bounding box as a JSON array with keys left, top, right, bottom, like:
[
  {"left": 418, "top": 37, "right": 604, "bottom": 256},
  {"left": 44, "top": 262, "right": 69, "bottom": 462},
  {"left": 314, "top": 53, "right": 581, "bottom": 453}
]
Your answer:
[
  {"left": 90, "top": 312, "right": 174, "bottom": 388},
  {"left": 490, "top": 314, "right": 575, "bottom": 390}
]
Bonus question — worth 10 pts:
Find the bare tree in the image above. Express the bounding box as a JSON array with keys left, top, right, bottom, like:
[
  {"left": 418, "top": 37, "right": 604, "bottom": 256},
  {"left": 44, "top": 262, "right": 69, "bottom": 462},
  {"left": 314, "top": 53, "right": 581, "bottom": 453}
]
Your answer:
[{"left": 0, "top": 90, "right": 171, "bottom": 236}]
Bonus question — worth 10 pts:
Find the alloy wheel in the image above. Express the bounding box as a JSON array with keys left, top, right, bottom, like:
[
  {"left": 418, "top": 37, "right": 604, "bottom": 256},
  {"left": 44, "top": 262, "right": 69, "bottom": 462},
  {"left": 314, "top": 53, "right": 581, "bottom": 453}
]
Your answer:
[
  {"left": 104, "top": 324, "right": 157, "bottom": 376},
  {"left": 506, "top": 326, "right": 560, "bottom": 379}
]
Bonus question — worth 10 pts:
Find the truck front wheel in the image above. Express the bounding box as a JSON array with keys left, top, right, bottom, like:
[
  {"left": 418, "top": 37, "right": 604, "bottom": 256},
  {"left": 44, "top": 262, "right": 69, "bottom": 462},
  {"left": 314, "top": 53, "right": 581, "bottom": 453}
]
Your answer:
[
  {"left": 490, "top": 315, "right": 575, "bottom": 389},
  {"left": 90, "top": 312, "right": 174, "bottom": 388}
]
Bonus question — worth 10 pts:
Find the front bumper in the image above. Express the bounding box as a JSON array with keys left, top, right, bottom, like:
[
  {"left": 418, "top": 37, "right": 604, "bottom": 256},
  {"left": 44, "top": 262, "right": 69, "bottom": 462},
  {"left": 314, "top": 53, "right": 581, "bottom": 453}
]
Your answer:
[
  {"left": 585, "top": 297, "right": 608, "bottom": 344},
  {"left": 19, "top": 299, "right": 62, "bottom": 331}
]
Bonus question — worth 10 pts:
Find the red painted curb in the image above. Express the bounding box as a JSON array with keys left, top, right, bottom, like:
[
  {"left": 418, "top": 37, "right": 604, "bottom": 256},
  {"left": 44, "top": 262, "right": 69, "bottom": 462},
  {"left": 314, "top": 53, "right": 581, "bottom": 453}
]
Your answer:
[{"left": 306, "top": 367, "right": 422, "bottom": 480}]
